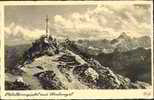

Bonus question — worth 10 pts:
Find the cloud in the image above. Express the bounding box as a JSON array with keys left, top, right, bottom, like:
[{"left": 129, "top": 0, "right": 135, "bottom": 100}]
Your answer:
[
  {"left": 5, "top": 22, "right": 45, "bottom": 40},
  {"left": 54, "top": 4, "right": 151, "bottom": 40},
  {"left": 5, "top": 4, "right": 151, "bottom": 41}
]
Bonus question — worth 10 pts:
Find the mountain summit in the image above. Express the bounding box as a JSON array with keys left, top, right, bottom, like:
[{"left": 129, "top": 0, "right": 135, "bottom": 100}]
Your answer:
[
  {"left": 117, "top": 32, "right": 130, "bottom": 40},
  {"left": 5, "top": 34, "right": 151, "bottom": 90}
]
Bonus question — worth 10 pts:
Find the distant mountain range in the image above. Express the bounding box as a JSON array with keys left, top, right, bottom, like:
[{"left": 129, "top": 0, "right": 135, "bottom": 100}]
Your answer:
[
  {"left": 5, "top": 35, "right": 151, "bottom": 90},
  {"left": 73, "top": 33, "right": 151, "bottom": 84},
  {"left": 95, "top": 47, "right": 151, "bottom": 84},
  {"left": 66, "top": 39, "right": 152, "bottom": 84},
  {"left": 76, "top": 32, "right": 151, "bottom": 54}
]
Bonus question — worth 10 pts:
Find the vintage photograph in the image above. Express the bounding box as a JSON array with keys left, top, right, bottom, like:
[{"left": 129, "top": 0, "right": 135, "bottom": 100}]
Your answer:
[{"left": 4, "top": 4, "right": 152, "bottom": 90}]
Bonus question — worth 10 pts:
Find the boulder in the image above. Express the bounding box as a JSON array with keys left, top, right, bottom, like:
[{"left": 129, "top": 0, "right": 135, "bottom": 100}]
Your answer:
[
  {"left": 84, "top": 67, "right": 99, "bottom": 81},
  {"left": 5, "top": 78, "right": 31, "bottom": 90},
  {"left": 15, "top": 76, "right": 24, "bottom": 83},
  {"left": 34, "top": 71, "right": 65, "bottom": 90}
]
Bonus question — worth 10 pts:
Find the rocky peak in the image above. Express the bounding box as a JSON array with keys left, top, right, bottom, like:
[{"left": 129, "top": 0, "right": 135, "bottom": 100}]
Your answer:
[
  {"left": 118, "top": 32, "right": 131, "bottom": 40},
  {"left": 5, "top": 35, "right": 151, "bottom": 90},
  {"left": 20, "top": 35, "right": 59, "bottom": 64}
]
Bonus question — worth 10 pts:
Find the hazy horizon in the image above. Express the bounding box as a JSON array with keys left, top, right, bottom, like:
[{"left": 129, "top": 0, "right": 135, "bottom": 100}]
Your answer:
[{"left": 5, "top": 4, "right": 152, "bottom": 41}]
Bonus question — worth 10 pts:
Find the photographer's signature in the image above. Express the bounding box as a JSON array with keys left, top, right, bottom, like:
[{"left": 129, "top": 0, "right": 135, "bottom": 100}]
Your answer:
[{"left": 143, "top": 91, "right": 151, "bottom": 96}]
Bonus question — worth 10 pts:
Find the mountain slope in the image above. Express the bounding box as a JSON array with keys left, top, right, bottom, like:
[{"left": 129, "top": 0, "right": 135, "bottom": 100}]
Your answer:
[
  {"left": 95, "top": 47, "right": 151, "bottom": 83},
  {"left": 5, "top": 35, "right": 151, "bottom": 90},
  {"left": 77, "top": 32, "right": 151, "bottom": 54}
]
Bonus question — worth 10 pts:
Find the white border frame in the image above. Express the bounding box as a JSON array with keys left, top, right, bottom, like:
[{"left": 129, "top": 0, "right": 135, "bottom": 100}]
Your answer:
[{"left": 0, "top": 1, "right": 153, "bottom": 99}]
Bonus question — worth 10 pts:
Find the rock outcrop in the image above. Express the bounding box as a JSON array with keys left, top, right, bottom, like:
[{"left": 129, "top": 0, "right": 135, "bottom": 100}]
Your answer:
[
  {"left": 5, "top": 35, "right": 151, "bottom": 90},
  {"left": 34, "top": 71, "right": 66, "bottom": 90},
  {"left": 5, "top": 78, "right": 31, "bottom": 90}
]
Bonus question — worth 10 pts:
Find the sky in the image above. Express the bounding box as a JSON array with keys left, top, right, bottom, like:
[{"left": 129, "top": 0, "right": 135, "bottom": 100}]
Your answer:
[{"left": 5, "top": 4, "right": 152, "bottom": 40}]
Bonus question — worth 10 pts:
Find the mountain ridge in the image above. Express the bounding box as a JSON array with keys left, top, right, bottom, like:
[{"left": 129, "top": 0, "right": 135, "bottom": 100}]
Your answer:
[
  {"left": 5, "top": 35, "right": 151, "bottom": 90},
  {"left": 77, "top": 32, "right": 151, "bottom": 54}
]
